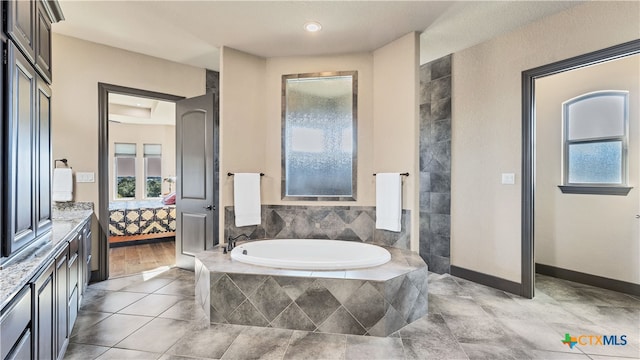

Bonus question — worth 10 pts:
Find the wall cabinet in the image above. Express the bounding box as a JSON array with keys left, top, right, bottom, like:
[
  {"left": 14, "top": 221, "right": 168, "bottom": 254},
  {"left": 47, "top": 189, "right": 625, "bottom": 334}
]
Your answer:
[
  {"left": 2, "top": 0, "right": 60, "bottom": 262},
  {"left": 5, "top": 0, "right": 54, "bottom": 83}
]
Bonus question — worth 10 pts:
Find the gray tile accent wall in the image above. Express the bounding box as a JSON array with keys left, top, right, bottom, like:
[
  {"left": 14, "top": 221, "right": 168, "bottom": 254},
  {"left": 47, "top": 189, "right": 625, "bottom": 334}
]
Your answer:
[
  {"left": 419, "top": 55, "right": 452, "bottom": 274},
  {"left": 224, "top": 205, "right": 410, "bottom": 249},
  {"left": 205, "top": 69, "right": 219, "bottom": 95},
  {"left": 194, "top": 253, "right": 428, "bottom": 336}
]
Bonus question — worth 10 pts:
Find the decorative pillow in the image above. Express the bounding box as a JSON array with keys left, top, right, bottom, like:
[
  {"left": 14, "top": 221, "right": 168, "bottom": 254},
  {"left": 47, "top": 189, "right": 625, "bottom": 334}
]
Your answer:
[{"left": 162, "top": 192, "right": 176, "bottom": 205}]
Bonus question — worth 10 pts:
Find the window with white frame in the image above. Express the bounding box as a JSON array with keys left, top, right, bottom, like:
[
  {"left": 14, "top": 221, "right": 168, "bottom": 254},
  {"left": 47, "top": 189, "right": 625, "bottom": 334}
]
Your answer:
[
  {"left": 144, "top": 144, "right": 162, "bottom": 198},
  {"left": 114, "top": 143, "right": 136, "bottom": 199},
  {"left": 562, "top": 91, "right": 629, "bottom": 192}
]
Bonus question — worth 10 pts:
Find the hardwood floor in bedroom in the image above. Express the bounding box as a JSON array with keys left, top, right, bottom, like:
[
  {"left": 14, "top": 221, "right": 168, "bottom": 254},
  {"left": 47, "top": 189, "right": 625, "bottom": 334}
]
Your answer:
[{"left": 109, "top": 240, "right": 175, "bottom": 278}]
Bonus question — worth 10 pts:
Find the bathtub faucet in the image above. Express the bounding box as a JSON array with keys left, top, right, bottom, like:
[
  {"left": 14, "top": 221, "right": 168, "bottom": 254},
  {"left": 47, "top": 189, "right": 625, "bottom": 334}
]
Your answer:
[{"left": 227, "top": 233, "right": 251, "bottom": 251}]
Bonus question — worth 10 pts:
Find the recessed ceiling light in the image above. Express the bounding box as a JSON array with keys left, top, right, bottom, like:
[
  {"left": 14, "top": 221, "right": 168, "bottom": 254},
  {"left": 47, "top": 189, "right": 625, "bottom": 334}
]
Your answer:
[{"left": 304, "top": 21, "right": 322, "bottom": 33}]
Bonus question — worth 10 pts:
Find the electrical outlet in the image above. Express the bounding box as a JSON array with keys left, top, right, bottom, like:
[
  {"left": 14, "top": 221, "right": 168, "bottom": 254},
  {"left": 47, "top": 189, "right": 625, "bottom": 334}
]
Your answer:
[
  {"left": 76, "top": 172, "right": 95, "bottom": 183},
  {"left": 501, "top": 173, "right": 515, "bottom": 185}
]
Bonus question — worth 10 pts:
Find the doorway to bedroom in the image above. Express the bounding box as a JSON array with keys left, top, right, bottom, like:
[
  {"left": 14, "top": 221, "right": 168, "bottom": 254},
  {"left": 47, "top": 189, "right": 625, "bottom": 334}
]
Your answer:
[{"left": 107, "top": 92, "right": 178, "bottom": 277}]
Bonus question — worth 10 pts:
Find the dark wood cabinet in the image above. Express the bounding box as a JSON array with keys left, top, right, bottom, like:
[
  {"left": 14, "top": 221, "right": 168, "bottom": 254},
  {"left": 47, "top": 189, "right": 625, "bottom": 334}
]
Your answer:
[
  {"left": 54, "top": 245, "right": 69, "bottom": 360},
  {"left": 35, "top": 1, "right": 53, "bottom": 83},
  {"left": 5, "top": 41, "right": 38, "bottom": 257},
  {"left": 34, "top": 261, "right": 55, "bottom": 360},
  {"left": 6, "top": 0, "right": 36, "bottom": 63},
  {"left": 2, "top": 0, "right": 63, "bottom": 264}
]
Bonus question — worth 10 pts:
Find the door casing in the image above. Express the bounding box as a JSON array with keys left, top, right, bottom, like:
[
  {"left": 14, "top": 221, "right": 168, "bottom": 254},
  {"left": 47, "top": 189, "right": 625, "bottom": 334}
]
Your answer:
[{"left": 97, "top": 83, "right": 184, "bottom": 282}]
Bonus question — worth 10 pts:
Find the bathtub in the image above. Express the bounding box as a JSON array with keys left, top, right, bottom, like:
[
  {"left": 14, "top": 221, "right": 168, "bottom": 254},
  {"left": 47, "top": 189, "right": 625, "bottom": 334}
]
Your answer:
[{"left": 230, "top": 239, "right": 391, "bottom": 270}]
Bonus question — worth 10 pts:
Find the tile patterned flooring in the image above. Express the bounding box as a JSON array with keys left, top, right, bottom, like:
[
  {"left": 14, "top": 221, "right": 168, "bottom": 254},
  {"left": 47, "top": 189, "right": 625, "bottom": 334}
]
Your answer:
[{"left": 65, "top": 268, "right": 639, "bottom": 359}]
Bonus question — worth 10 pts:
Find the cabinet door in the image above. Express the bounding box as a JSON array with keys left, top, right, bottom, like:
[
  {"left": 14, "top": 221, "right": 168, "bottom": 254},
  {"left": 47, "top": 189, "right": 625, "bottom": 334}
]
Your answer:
[
  {"left": 35, "top": 1, "right": 53, "bottom": 83},
  {"left": 36, "top": 78, "right": 53, "bottom": 235},
  {"left": 35, "top": 261, "right": 56, "bottom": 360},
  {"left": 1, "top": 39, "right": 4, "bottom": 256},
  {"left": 6, "top": 0, "right": 36, "bottom": 63},
  {"left": 4, "top": 42, "right": 37, "bottom": 257},
  {"left": 55, "top": 246, "right": 69, "bottom": 360},
  {"left": 83, "top": 221, "right": 92, "bottom": 291}
]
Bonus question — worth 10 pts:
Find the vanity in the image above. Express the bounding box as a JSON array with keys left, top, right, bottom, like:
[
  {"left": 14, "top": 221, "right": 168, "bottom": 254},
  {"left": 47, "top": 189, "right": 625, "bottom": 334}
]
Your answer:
[{"left": 0, "top": 203, "right": 93, "bottom": 360}]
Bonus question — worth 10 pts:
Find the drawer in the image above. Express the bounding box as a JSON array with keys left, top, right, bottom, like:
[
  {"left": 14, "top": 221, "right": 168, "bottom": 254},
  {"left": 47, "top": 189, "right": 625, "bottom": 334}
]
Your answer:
[
  {"left": 68, "top": 232, "right": 79, "bottom": 255},
  {"left": 69, "top": 252, "right": 79, "bottom": 290},
  {"left": 6, "top": 328, "right": 31, "bottom": 360},
  {"left": 0, "top": 286, "right": 32, "bottom": 360}
]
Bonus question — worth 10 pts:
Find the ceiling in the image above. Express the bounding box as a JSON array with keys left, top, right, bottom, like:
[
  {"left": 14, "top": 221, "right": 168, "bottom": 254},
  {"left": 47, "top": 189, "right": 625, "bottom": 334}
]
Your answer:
[
  {"left": 53, "top": 1, "right": 582, "bottom": 71},
  {"left": 109, "top": 93, "right": 176, "bottom": 126}
]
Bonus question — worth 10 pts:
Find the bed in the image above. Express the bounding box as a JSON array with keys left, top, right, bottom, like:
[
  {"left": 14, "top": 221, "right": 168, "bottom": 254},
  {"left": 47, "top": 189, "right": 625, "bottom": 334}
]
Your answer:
[{"left": 108, "top": 200, "right": 176, "bottom": 243}]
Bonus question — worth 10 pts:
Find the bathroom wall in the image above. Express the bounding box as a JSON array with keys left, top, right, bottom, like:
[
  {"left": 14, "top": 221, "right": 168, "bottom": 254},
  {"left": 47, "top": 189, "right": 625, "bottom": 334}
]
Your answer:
[
  {"left": 51, "top": 34, "right": 205, "bottom": 269},
  {"left": 450, "top": 1, "right": 640, "bottom": 283},
  {"left": 419, "top": 55, "right": 452, "bottom": 274},
  {"left": 535, "top": 55, "right": 639, "bottom": 284},
  {"left": 220, "top": 33, "right": 420, "bottom": 250}
]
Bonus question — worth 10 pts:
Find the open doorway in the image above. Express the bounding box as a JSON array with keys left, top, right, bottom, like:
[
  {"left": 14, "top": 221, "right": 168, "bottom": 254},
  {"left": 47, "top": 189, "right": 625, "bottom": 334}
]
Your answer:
[
  {"left": 521, "top": 40, "right": 640, "bottom": 298},
  {"left": 97, "top": 84, "right": 184, "bottom": 281},
  {"left": 107, "top": 93, "right": 178, "bottom": 277}
]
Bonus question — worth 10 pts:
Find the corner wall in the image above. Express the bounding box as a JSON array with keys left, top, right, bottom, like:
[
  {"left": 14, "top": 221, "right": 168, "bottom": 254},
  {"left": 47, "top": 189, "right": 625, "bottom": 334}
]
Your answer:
[{"left": 451, "top": 1, "right": 640, "bottom": 282}]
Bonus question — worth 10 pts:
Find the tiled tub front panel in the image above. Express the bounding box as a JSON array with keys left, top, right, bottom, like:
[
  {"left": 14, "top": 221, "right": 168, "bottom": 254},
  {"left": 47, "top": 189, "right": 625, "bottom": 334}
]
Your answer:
[
  {"left": 225, "top": 205, "right": 410, "bottom": 249},
  {"left": 194, "top": 246, "right": 428, "bottom": 337},
  {"left": 196, "top": 261, "right": 427, "bottom": 336}
]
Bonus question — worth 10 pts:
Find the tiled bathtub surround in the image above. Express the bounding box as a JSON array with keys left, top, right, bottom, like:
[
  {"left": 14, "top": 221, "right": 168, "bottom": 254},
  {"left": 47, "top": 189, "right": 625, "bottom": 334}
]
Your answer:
[
  {"left": 225, "top": 205, "right": 410, "bottom": 249},
  {"left": 194, "top": 246, "right": 428, "bottom": 336},
  {"left": 419, "top": 54, "right": 452, "bottom": 274}
]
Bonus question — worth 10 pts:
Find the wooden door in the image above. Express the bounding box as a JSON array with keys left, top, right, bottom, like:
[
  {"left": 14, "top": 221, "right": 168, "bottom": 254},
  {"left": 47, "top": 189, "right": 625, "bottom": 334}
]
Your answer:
[{"left": 175, "top": 93, "right": 218, "bottom": 269}]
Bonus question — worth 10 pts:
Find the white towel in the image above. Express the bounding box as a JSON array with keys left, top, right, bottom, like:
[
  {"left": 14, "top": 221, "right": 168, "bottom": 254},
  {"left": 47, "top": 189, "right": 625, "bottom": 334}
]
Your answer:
[
  {"left": 233, "top": 173, "right": 261, "bottom": 227},
  {"left": 52, "top": 168, "right": 73, "bottom": 202},
  {"left": 375, "top": 173, "right": 402, "bottom": 232}
]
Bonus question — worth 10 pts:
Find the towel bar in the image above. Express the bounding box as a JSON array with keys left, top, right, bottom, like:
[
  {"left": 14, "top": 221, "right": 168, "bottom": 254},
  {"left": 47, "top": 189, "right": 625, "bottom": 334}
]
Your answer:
[
  {"left": 54, "top": 158, "right": 69, "bottom": 168},
  {"left": 373, "top": 172, "right": 409, "bottom": 176},
  {"left": 228, "top": 172, "right": 265, "bottom": 176}
]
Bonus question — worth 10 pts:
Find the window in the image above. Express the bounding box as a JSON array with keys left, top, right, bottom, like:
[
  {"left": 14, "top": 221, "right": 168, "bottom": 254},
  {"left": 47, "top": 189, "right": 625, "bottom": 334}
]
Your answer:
[
  {"left": 560, "top": 91, "right": 632, "bottom": 195},
  {"left": 282, "top": 71, "right": 357, "bottom": 201},
  {"left": 144, "top": 144, "right": 162, "bottom": 198},
  {"left": 114, "top": 143, "right": 136, "bottom": 199}
]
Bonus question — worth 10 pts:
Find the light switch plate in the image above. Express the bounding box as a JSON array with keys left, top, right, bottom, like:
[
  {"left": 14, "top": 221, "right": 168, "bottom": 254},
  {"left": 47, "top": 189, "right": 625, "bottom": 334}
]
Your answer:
[
  {"left": 76, "top": 172, "right": 95, "bottom": 183},
  {"left": 501, "top": 173, "right": 515, "bottom": 185}
]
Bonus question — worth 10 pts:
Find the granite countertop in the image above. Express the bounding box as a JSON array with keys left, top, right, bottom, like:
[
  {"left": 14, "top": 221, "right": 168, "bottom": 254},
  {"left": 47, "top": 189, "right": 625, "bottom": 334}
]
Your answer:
[{"left": 0, "top": 202, "right": 94, "bottom": 309}]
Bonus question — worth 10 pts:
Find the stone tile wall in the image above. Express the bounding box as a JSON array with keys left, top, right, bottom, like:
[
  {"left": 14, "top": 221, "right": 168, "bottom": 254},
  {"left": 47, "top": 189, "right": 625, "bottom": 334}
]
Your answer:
[
  {"left": 194, "top": 250, "right": 428, "bottom": 336},
  {"left": 419, "top": 55, "right": 452, "bottom": 273},
  {"left": 224, "top": 205, "right": 410, "bottom": 249}
]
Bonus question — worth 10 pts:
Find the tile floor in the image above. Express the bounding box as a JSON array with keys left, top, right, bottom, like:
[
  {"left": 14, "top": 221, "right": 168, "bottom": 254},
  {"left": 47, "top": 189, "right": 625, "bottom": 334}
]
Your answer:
[{"left": 65, "top": 268, "right": 639, "bottom": 360}]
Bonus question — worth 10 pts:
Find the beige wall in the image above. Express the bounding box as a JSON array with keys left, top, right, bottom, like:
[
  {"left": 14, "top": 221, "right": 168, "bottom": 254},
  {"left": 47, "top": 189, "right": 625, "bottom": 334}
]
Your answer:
[
  {"left": 373, "top": 32, "right": 420, "bottom": 250},
  {"left": 52, "top": 34, "right": 205, "bottom": 268},
  {"left": 108, "top": 122, "right": 177, "bottom": 200},
  {"left": 220, "top": 33, "right": 420, "bottom": 250},
  {"left": 535, "top": 55, "right": 639, "bottom": 284},
  {"left": 451, "top": 2, "right": 640, "bottom": 282}
]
